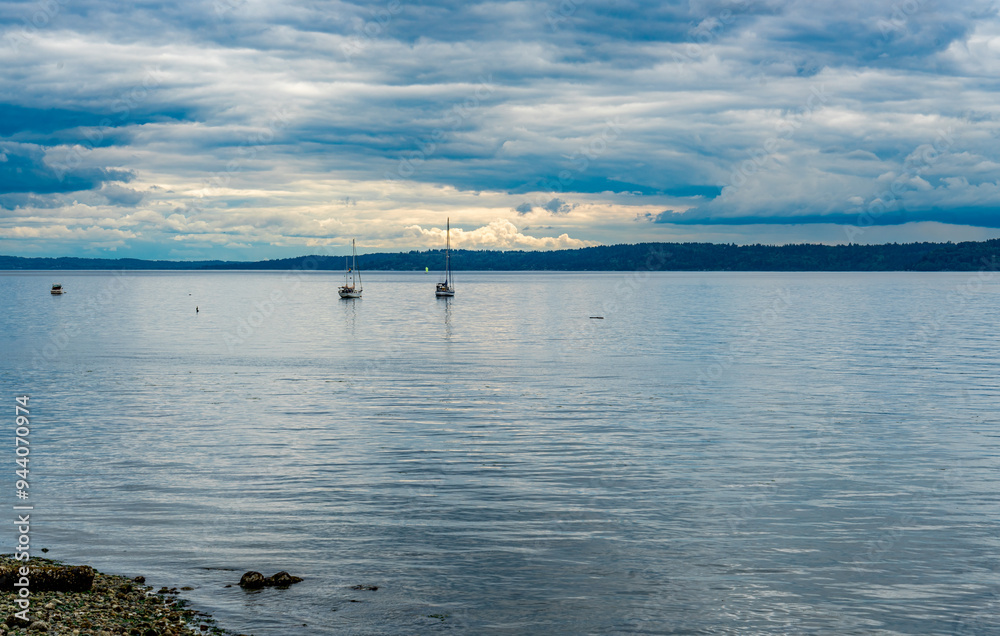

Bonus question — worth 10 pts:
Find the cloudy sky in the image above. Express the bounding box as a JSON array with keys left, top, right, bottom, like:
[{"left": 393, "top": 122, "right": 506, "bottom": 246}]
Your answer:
[{"left": 2, "top": 0, "right": 1000, "bottom": 259}]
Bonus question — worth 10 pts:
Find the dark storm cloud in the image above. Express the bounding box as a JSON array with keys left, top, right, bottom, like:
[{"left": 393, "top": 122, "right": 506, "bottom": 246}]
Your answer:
[
  {"left": 542, "top": 197, "right": 570, "bottom": 214},
  {"left": 0, "top": 142, "right": 133, "bottom": 196},
  {"left": 0, "top": 102, "right": 192, "bottom": 148},
  {"left": 655, "top": 208, "right": 1000, "bottom": 228}
]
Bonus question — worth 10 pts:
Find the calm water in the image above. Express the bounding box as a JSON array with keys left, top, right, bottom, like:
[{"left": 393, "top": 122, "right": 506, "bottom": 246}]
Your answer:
[{"left": 1, "top": 270, "right": 998, "bottom": 635}]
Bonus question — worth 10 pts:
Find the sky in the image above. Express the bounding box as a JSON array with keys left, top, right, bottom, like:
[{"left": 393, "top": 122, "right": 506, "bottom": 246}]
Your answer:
[{"left": 2, "top": 0, "right": 1000, "bottom": 260}]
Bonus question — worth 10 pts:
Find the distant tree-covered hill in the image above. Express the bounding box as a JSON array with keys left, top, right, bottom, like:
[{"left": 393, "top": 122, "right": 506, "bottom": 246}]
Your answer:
[
  {"left": 2, "top": 239, "right": 998, "bottom": 271},
  {"left": 0, "top": 256, "right": 229, "bottom": 270}
]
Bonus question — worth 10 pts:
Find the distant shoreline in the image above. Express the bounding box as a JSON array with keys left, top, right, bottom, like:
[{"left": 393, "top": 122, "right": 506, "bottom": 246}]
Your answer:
[
  {"left": 2, "top": 268, "right": 996, "bottom": 274},
  {"left": 2, "top": 238, "right": 998, "bottom": 271}
]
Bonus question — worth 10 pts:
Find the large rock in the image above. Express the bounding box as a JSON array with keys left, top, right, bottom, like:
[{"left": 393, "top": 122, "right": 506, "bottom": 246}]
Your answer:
[
  {"left": 0, "top": 563, "right": 94, "bottom": 592},
  {"left": 238, "top": 571, "right": 267, "bottom": 589},
  {"left": 238, "top": 570, "right": 303, "bottom": 589},
  {"left": 266, "top": 571, "right": 303, "bottom": 587}
]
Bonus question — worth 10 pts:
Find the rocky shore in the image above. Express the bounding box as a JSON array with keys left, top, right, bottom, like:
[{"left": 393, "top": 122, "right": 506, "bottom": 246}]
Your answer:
[{"left": 0, "top": 556, "right": 239, "bottom": 636}]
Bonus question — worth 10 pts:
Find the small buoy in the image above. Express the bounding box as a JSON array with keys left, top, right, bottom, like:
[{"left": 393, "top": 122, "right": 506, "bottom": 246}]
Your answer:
[
  {"left": 196, "top": 306, "right": 199, "bottom": 313},
  {"left": 589, "top": 316, "right": 604, "bottom": 319}
]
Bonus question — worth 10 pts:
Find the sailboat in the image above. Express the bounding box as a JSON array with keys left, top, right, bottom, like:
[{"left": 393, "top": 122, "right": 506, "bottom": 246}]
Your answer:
[
  {"left": 435, "top": 219, "right": 455, "bottom": 297},
  {"left": 338, "top": 239, "right": 363, "bottom": 298}
]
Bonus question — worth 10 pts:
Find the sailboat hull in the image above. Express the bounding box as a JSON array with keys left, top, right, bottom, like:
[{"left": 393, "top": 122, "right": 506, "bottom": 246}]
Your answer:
[
  {"left": 436, "top": 218, "right": 455, "bottom": 296},
  {"left": 339, "top": 288, "right": 361, "bottom": 298}
]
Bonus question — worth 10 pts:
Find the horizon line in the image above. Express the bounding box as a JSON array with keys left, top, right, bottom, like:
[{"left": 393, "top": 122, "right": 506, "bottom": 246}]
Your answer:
[{"left": 2, "top": 237, "right": 997, "bottom": 263}]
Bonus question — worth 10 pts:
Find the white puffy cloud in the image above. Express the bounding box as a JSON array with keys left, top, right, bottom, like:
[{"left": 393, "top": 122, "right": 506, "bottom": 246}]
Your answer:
[{"left": 404, "top": 219, "right": 598, "bottom": 250}]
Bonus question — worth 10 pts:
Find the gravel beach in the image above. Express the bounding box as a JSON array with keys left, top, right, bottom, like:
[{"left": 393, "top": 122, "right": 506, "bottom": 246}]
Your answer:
[{"left": 0, "top": 556, "right": 239, "bottom": 636}]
